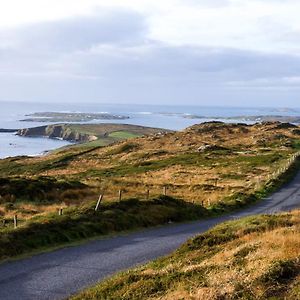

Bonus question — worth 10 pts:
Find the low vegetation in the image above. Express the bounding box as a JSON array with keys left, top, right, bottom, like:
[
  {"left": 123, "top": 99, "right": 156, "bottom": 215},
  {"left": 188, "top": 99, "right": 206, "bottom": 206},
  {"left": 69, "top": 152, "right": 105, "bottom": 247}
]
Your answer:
[
  {"left": 0, "top": 196, "right": 206, "bottom": 260},
  {"left": 1, "top": 121, "right": 300, "bottom": 259},
  {"left": 72, "top": 210, "right": 300, "bottom": 300},
  {"left": 1, "top": 122, "right": 300, "bottom": 219}
]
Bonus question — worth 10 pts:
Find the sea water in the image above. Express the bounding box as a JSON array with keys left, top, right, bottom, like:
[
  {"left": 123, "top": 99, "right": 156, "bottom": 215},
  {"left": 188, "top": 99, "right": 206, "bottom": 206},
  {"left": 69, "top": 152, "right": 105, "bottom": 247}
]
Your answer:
[{"left": 0, "top": 101, "right": 299, "bottom": 159}]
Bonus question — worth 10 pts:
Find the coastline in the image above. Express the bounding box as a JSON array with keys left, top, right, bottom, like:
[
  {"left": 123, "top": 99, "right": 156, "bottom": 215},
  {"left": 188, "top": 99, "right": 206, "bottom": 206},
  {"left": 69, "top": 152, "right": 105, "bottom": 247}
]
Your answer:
[
  {"left": 0, "top": 123, "right": 171, "bottom": 159},
  {"left": 0, "top": 132, "right": 71, "bottom": 159},
  {"left": 1, "top": 103, "right": 300, "bottom": 159}
]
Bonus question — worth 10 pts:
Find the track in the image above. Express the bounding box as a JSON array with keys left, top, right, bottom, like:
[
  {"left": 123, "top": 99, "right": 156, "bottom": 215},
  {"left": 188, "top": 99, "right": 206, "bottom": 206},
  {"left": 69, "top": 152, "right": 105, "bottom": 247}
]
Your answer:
[{"left": 1, "top": 172, "right": 300, "bottom": 300}]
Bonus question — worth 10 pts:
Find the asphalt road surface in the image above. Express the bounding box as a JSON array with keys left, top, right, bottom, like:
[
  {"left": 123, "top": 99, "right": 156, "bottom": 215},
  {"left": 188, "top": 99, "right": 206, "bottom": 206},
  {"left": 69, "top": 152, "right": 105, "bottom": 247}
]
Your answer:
[{"left": 1, "top": 172, "right": 300, "bottom": 300}]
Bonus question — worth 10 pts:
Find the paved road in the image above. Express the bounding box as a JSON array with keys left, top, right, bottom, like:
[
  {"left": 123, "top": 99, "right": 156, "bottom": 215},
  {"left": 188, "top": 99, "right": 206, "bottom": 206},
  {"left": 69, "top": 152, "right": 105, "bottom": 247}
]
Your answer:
[{"left": 1, "top": 173, "right": 300, "bottom": 300}]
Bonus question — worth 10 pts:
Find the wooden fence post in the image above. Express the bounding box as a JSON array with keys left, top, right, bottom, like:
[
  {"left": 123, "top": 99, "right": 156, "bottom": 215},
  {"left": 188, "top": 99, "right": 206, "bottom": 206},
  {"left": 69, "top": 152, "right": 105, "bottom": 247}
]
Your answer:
[
  {"left": 163, "top": 186, "right": 167, "bottom": 196},
  {"left": 58, "top": 208, "right": 63, "bottom": 216},
  {"left": 95, "top": 194, "right": 104, "bottom": 211},
  {"left": 146, "top": 189, "right": 150, "bottom": 200},
  {"left": 118, "top": 190, "right": 123, "bottom": 201},
  {"left": 256, "top": 177, "right": 261, "bottom": 190},
  {"left": 14, "top": 215, "right": 18, "bottom": 229}
]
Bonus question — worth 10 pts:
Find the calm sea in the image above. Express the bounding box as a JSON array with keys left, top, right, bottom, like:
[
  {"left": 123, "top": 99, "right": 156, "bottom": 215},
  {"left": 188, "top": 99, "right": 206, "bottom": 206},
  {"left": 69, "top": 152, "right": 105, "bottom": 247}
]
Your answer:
[{"left": 0, "top": 101, "right": 299, "bottom": 159}]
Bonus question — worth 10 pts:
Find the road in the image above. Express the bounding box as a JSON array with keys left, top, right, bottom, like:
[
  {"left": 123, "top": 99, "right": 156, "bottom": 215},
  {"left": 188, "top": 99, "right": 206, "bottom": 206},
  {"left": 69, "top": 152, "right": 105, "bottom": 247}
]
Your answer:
[{"left": 1, "top": 172, "right": 300, "bottom": 300}]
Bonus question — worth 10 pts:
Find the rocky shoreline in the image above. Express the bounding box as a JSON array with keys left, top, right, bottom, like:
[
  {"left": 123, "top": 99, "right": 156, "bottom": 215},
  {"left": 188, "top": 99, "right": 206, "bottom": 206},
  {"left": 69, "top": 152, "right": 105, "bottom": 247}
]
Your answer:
[{"left": 17, "top": 124, "right": 97, "bottom": 143}]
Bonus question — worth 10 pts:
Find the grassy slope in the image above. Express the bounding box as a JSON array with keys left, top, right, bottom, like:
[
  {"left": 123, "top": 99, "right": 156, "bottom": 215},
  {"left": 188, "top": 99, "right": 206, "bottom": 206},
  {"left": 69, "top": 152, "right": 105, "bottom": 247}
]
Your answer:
[
  {"left": 72, "top": 211, "right": 300, "bottom": 300},
  {"left": 0, "top": 154, "right": 299, "bottom": 261},
  {"left": 2, "top": 122, "right": 300, "bottom": 208},
  {"left": 0, "top": 196, "right": 206, "bottom": 261},
  {"left": 1, "top": 122, "right": 300, "bottom": 260}
]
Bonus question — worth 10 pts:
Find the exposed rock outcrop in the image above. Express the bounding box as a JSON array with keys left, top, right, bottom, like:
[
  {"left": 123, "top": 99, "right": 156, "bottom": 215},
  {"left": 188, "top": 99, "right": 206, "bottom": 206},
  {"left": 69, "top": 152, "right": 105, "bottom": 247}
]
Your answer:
[{"left": 17, "top": 125, "right": 97, "bottom": 143}]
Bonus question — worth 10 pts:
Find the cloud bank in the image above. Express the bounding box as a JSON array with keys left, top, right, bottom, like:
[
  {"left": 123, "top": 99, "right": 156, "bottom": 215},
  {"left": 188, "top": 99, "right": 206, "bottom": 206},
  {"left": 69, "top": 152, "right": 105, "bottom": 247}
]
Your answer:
[{"left": 0, "top": 0, "right": 299, "bottom": 106}]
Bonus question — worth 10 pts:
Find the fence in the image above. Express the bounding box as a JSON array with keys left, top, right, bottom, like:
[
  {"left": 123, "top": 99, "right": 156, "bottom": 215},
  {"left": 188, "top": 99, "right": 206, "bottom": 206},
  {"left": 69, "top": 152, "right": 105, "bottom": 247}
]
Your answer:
[{"left": 8, "top": 151, "right": 300, "bottom": 228}]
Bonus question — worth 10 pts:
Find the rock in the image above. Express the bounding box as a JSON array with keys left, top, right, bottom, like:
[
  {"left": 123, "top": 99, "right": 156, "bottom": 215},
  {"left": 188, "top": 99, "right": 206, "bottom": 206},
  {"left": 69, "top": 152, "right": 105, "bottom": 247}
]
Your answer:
[
  {"left": 292, "top": 129, "right": 300, "bottom": 135},
  {"left": 17, "top": 124, "right": 96, "bottom": 143},
  {"left": 197, "top": 144, "right": 227, "bottom": 152}
]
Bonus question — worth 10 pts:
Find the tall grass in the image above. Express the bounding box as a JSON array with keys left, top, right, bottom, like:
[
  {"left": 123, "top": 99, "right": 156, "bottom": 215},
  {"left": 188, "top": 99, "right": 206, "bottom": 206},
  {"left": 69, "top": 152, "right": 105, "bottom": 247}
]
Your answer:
[{"left": 0, "top": 196, "right": 207, "bottom": 261}]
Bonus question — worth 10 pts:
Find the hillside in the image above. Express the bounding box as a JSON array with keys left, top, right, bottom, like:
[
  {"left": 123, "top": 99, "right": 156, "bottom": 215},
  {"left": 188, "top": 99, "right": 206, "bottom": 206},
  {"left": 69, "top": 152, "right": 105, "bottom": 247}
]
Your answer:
[
  {"left": 72, "top": 211, "right": 300, "bottom": 300},
  {"left": 1, "top": 121, "right": 300, "bottom": 220},
  {"left": 0, "top": 121, "right": 300, "bottom": 259}
]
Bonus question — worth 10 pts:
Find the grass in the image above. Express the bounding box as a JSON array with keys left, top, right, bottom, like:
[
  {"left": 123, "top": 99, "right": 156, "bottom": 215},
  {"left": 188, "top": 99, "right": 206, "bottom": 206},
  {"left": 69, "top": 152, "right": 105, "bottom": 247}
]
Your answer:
[
  {"left": 0, "top": 152, "right": 299, "bottom": 263},
  {"left": 81, "top": 152, "right": 284, "bottom": 179},
  {"left": 209, "top": 153, "right": 300, "bottom": 214},
  {"left": 0, "top": 196, "right": 207, "bottom": 261},
  {"left": 108, "top": 131, "right": 140, "bottom": 139},
  {"left": 71, "top": 211, "right": 300, "bottom": 300},
  {"left": 1, "top": 122, "right": 300, "bottom": 261},
  {"left": 0, "top": 177, "right": 86, "bottom": 203}
]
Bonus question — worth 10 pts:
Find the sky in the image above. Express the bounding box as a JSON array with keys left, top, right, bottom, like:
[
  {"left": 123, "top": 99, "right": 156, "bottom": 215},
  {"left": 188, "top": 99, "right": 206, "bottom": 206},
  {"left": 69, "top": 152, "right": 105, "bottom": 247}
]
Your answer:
[{"left": 0, "top": 0, "right": 300, "bottom": 107}]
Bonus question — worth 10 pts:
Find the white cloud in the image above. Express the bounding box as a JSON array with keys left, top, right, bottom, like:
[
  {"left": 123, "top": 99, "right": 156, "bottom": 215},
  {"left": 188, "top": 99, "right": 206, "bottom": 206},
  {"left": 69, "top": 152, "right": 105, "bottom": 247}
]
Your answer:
[
  {"left": 1, "top": 0, "right": 300, "bottom": 53},
  {"left": 0, "top": 0, "right": 299, "bottom": 106}
]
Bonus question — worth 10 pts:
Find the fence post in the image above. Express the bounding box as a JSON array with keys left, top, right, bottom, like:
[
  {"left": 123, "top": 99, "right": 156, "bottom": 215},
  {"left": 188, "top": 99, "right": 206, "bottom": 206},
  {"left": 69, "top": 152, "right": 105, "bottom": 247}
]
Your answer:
[
  {"left": 14, "top": 215, "right": 18, "bottom": 229},
  {"left": 146, "top": 189, "right": 150, "bottom": 200},
  {"left": 58, "top": 208, "right": 63, "bottom": 216},
  {"left": 256, "top": 177, "right": 261, "bottom": 190},
  {"left": 95, "top": 194, "right": 104, "bottom": 211},
  {"left": 163, "top": 186, "right": 167, "bottom": 196},
  {"left": 118, "top": 190, "right": 123, "bottom": 201}
]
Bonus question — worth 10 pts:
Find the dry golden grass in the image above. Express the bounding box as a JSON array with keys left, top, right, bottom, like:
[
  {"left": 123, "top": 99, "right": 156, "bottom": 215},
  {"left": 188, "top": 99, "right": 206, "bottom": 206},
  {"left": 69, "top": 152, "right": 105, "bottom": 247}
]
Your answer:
[
  {"left": 171, "top": 211, "right": 300, "bottom": 299},
  {"left": 72, "top": 210, "right": 300, "bottom": 300},
  {"left": 1, "top": 122, "right": 300, "bottom": 222}
]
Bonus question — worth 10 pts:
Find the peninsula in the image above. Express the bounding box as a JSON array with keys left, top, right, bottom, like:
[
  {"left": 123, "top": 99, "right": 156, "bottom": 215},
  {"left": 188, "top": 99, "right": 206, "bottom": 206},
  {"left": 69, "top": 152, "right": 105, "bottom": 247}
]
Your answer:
[{"left": 16, "top": 123, "right": 171, "bottom": 144}]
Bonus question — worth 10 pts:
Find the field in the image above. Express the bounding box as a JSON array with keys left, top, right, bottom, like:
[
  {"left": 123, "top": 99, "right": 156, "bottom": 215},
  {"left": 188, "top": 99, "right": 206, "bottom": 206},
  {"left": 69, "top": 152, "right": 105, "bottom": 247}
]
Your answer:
[
  {"left": 0, "top": 121, "right": 300, "bottom": 258},
  {"left": 72, "top": 210, "right": 300, "bottom": 299}
]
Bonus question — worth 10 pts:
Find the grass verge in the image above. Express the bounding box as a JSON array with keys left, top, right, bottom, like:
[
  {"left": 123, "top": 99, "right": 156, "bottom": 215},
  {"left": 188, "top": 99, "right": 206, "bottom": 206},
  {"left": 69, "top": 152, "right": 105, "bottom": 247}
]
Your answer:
[
  {"left": 0, "top": 196, "right": 207, "bottom": 261},
  {"left": 209, "top": 155, "right": 300, "bottom": 214},
  {"left": 71, "top": 211, "right": 300, "bottom": 300}
]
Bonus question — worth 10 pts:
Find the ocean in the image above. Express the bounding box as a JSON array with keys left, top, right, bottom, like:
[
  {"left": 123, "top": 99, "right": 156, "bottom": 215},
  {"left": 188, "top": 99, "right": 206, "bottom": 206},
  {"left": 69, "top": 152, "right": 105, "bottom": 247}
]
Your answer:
[{"left": 0, "top": 101, "right": 299, "bottom": 159}]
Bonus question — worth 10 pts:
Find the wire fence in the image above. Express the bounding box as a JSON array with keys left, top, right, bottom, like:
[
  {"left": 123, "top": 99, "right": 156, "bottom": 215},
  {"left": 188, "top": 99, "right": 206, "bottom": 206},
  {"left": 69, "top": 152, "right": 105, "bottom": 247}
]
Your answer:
[{"left": 7, "top": 151, "right": 300, "bottom": 229}]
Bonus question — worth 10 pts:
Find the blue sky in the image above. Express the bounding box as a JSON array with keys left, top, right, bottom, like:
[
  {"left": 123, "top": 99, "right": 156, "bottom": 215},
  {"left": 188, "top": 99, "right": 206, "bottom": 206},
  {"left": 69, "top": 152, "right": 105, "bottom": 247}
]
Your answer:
[{"left": 0, "top": 0, "right": 299, "bottom": 107}]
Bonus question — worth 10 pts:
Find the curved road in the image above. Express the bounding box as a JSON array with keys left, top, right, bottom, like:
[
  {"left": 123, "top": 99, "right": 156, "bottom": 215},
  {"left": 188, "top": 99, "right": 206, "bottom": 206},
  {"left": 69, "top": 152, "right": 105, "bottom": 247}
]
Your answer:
[{"left": 1, "top": 173, "right": 300, "bottom": 300}]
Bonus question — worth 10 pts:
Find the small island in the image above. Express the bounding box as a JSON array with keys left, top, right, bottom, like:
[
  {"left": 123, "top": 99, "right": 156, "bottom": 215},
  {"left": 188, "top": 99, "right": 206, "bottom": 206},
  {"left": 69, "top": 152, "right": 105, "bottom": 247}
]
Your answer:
[
  {"left": 20, "top": 112, "right": 130, "bottom": 122},
  {"left": 182, "top": 114, "right": 300, "bottom": 123}
]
